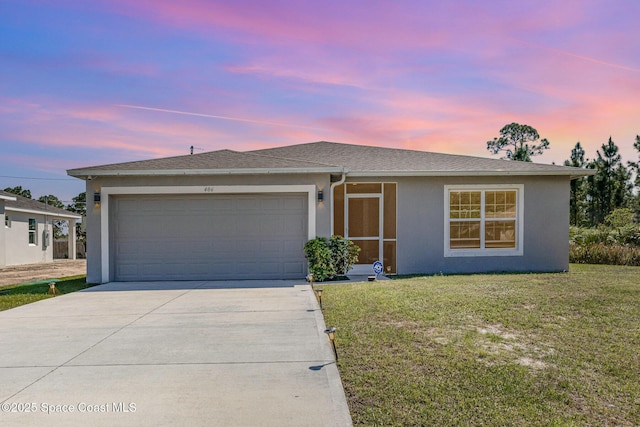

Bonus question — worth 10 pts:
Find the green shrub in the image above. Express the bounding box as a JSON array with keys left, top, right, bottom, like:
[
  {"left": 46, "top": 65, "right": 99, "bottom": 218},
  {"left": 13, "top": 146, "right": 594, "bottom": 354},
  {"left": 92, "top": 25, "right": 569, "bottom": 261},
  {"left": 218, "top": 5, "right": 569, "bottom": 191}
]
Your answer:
[
  {"left": 605, "top": 208, "right": 635, "bottom": 229},
  {"left": 570, "top": 226, "right": 612, "bottom": 245},
  {"left": 570, "top": 225, "right": 640, "bottom": 247},
  {"left": 304, "top": 235, "right": 360, "bottom": 281},
  {"left": 303, "top": 237, "right": 335, "bottom": 282},
  {"left": 570, "top": 243, "right": 640, "bottom": 266},
  {"left": 328, "top": 235, "right": 360, "bottom": 275},
  {"left": 616, "top": 226, "right": 640, "bottom": 246}
]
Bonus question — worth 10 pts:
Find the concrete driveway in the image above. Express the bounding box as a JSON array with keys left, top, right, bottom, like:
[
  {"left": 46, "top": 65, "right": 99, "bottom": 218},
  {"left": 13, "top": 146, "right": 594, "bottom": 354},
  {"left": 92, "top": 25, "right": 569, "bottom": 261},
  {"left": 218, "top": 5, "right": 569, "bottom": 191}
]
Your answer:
[{"left": 0, "top": 281, "right": 352, "bottom": 426}]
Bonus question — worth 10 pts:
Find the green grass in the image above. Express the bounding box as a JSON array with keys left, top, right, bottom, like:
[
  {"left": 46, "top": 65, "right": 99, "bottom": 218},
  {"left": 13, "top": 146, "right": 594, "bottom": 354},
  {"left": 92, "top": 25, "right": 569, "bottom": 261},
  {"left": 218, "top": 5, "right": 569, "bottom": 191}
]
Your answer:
[
  {"left": 321, "top": 264, "right": 640, "bottom": 426},
  {"left": 0, "top": 275, "right": 95, "bottom": 311}
]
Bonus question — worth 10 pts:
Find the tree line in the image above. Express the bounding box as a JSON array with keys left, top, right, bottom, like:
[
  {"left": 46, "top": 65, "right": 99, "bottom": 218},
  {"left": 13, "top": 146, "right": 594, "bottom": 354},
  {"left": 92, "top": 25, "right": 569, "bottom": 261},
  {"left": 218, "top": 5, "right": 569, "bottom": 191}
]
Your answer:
[
  {"left": 564, "top": 137, "right": 639, "bottom": 227},
  {"left": 487, "top": 123, "right": 640, "bottom": 226}
]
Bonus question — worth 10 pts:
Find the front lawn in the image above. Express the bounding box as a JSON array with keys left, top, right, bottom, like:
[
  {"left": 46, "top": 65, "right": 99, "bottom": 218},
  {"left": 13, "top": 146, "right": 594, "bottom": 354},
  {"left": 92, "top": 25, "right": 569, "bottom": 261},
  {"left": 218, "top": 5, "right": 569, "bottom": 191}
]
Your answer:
[
  {"left": 321, "top": 264, "right": 640, "bottom": 426},
  {"left": 0, "top": 276, "right": 94, "bottom": 311}
]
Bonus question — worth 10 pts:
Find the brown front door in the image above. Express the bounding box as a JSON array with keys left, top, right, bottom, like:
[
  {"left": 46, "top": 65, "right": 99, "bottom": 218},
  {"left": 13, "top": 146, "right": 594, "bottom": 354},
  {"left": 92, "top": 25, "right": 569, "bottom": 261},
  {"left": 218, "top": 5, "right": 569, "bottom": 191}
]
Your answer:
[
  {"left": 333, "top": 183, "right": 397, "bottom": 274},
  {"left": 346, "top": 195, "right": 382, "bottom": 273}
]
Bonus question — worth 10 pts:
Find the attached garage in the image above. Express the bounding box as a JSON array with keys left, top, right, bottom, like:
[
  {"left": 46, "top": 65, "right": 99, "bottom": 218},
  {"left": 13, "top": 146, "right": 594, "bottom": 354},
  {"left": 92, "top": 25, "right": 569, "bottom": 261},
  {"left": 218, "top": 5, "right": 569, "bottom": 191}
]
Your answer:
[{"left": 108, "top": 191, "right": 310, "bottom": 281}]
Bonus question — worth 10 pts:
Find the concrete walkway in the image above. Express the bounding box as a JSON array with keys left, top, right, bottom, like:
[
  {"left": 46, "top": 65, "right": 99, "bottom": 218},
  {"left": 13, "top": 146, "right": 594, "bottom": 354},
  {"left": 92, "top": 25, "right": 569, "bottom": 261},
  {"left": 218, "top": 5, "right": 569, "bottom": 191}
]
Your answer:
[{"left": 0, "top": 281, "right": 352, "bottom": 426}]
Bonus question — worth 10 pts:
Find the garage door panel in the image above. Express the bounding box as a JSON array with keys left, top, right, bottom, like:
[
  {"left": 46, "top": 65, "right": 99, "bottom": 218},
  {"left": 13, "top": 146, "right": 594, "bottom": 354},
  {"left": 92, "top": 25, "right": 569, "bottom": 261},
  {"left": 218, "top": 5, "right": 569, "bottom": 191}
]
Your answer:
[
  {"left": 234, "top": 239, "right": 254, "bottom": 253},
  {"left": 260, "top": 240, "right": 282, "bottom": 252},
  {"left": 258, "top": 198, "right": 280, "bottom": 211},
  {"left": 211, "top": 263, "right": 235, "bottom": 275},
  {"left": 258, "top": 262, "right": 282, "bottom": 274},
  {"left": 259, "top": 216, "right": 282, "bottom": 232},
  {"left": 283, "top": 217, "right": 305, "bottom": 235},
  {"left": 141, "top": 262, "right": 171, "bottom": 276},
  {"left": 117, "top": 200, "right": 141, "bottom": 213},
  {"left": 188, "top": 199, "right": 214, "bottom": 212},
  {"left": 284, "top": 262, "right": 305, "bottom": 274},
  {"left": 111, "top": 193, "right": 308, "bottom": 281},
  {"left": 180, "top": 219, "right": 206, "bottom": 237},
  {"left": 117, "top": 263, "right": 139, "bottom": 278},
  {"left": 190, "top": 240, "right": 210, "bottom": 252},
  {"left": 241, "top": 219, "right": 263, "bottom": 235},
  {"left": 209, "top": 199, "right": 234, "bottom": 212},
  {"left": 283, "top": 239, "right": 303, "bottom": 253},
  {"left": 211, "top": 218, "right": 235, "bottom": 234},
  {"left": 139, "top": 240, "right": 175, "bottom": 256},
  {"left": 117, "top": 221, "right": 141, "bottom": 235},
  {"left": 210, "top": 238, "right": 234, "bottom": 252},
  {"left": 283, "top": 197, "right": 305, "bottom": 209},
  {"left": 130, "top": 199, "right": 162, "bottom": 212},
  {"left": 237, "top": 198, "right": 259, "bottom": 211},
  {"left": 190, "top": 263, "right": 210, "bottom": 275},
  {"left": 116, "top": 240, "right": 140, "bottom": 256}
]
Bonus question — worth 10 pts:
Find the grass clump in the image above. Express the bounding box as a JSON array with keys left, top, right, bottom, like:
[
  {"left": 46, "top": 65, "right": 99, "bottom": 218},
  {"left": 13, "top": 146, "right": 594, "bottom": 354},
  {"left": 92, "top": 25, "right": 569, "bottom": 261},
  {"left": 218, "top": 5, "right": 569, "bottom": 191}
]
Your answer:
[
  {"left": 322, "top": 264, "right": 640, "bottom": 426},
  {"left": 0, "top": 276, "right": 95, "bottom": 311},
  {"left": 570, "top": 243, "right": 640, "bottom": 266}
]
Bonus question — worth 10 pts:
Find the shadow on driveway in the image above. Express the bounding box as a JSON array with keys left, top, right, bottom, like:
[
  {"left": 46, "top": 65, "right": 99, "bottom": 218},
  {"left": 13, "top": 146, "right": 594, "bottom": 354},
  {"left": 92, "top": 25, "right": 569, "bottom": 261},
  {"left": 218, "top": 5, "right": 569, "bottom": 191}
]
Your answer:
[{"left": 80, "top": 279, "right": 305, "bottom": 292}]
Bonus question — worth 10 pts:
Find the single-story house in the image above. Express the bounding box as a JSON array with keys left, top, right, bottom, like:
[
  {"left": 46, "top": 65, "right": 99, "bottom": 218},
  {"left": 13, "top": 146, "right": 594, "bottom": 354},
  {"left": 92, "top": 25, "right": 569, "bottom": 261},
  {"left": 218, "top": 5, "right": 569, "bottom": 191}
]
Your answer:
[
  {"left": 0, "top": 190, "right": 81, "bottom": 268},
  {"left": 67, "top": 141, "right": 592, "bottom": 284}
]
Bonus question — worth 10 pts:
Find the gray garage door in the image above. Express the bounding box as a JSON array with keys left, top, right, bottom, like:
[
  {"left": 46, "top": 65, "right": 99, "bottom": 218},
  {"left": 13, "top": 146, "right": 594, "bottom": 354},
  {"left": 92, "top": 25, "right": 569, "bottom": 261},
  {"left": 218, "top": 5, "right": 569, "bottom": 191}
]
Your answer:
[{"left": 110, "top": 193, "right": 308, "bottom": 281}]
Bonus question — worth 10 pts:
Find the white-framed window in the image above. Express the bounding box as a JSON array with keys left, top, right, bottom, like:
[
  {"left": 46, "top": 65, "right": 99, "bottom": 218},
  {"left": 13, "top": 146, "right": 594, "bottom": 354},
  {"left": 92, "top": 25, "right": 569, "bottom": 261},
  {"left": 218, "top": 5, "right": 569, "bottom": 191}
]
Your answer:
[
  {"left": 444, "top": 184, "right": 523, "bottom": 257},
  {"left": 28, "top": 218, "right": 37, "bottom": 245},
  {"left": 4, "top": 214, "right": 9, "bottom": 228}
]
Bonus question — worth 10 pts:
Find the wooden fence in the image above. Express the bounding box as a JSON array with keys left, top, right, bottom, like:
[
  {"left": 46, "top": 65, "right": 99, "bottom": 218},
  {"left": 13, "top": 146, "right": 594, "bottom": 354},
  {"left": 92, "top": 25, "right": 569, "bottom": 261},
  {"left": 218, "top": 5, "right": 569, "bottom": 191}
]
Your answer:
[{"left": 53, "top": 240, "right": 86, "bottom": 259}]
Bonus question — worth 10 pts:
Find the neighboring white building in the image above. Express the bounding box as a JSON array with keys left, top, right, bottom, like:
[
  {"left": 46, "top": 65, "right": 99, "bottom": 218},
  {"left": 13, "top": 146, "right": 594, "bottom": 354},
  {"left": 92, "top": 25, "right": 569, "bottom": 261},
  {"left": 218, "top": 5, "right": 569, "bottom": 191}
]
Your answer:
[{"left": 0, "top": 190, "right": 81, "bottom": 268}]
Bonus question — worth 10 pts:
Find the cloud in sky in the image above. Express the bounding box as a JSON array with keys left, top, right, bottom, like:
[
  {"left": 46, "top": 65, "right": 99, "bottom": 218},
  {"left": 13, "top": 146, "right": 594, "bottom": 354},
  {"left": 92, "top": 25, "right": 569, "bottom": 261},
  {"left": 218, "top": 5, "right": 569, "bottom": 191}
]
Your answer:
[
  {"left": 1, "top": 0, "right": 639, "bottom": 201},
  {"left": 115, "top": 104, "right": 327, "bottom": 131}
]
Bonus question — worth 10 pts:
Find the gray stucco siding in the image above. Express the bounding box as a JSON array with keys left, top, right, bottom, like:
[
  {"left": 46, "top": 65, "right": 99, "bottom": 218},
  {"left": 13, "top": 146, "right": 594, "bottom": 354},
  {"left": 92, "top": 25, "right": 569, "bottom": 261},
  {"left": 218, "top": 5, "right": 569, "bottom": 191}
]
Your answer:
[{"left": 390, "top": 175, "right": 571, "bottom": 275}]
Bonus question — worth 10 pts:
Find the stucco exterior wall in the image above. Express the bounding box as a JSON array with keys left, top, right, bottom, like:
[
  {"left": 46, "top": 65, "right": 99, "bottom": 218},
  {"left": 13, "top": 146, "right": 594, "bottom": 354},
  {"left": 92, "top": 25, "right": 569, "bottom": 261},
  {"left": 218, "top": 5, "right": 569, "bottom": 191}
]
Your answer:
[
  {"left": 3, "top": 211, "right": 53, "bottom": 266},
  {"left": 389, "top": 175, "right": 570, "bottom": 274},
  {"left": 84, "top": 173, "right": 331, "bottom": 283}
]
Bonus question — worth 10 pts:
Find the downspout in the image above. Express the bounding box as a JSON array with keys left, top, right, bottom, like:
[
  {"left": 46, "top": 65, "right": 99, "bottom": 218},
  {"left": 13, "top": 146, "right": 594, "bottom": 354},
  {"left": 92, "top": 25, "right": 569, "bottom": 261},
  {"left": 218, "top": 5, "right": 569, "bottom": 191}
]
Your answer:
[{"left": 329, "top": 170, "right": 347, "bottom": 236}]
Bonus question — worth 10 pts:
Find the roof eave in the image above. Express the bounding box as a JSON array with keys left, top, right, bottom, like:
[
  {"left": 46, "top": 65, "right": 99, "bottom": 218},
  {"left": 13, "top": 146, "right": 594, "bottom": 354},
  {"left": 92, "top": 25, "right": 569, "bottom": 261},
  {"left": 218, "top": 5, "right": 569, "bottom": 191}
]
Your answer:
[
  {"left": 67, "top": 167, "right": 345, "bottom": 178},
  {"left": 0, "top": 194, "right": 17, "bottom": 201},
  {"left": 348, "top": 170, "right": 596, "bottom": 177},
  {"left": 66, "top": 166, "right": 595, "bottom": 179},
  {"left": 6, "top": 206, "right": 82, "bottom": 219}
]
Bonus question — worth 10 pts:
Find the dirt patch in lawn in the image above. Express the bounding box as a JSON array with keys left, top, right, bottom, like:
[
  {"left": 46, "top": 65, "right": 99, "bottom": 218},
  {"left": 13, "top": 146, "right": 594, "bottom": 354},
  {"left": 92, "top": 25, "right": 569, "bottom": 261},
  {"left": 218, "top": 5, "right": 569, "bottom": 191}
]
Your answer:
[{"left": 0, "top": 260, "right": 86, "bottom": 287}]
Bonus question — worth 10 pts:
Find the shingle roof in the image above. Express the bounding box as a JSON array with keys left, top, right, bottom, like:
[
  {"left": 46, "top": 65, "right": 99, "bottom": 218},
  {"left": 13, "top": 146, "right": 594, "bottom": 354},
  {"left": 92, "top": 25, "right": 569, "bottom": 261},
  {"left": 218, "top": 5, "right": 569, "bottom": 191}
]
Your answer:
[
  {"left": 67, "top": 149, "right": 340, "bottom": 176},
  {"left": 67, "top": 141, "right": 592, "bottom": 178},
  {"left": 0, "top": 191, "right": 81, "bottom": 219},
  {"left": 249, "top": 141, "right": 586, "bottom": 175}
]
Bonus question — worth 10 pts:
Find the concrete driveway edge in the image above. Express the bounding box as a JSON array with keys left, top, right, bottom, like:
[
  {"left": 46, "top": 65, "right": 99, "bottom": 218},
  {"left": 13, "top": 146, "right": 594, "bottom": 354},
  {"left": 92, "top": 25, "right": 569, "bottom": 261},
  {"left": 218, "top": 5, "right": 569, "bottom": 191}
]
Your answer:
[{"left": 307, "top": 284, "right": 353, "bottom": 427}]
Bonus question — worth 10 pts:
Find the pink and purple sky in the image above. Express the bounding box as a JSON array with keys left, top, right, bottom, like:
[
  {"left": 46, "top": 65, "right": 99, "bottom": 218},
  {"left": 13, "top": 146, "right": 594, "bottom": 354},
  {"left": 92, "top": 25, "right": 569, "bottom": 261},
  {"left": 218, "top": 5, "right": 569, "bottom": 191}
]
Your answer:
[{"left": 2, "top": 0, "right": 639, "bottom": 202}]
